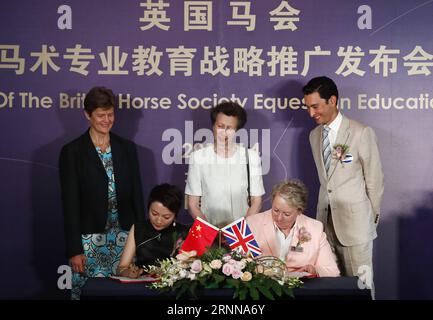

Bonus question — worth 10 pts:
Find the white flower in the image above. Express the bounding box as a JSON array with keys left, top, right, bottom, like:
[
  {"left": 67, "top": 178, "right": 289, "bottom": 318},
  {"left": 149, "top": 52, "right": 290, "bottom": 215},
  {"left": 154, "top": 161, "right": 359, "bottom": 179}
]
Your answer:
[
  {"left": 210, "top": 259, "right": 222, "bottom": 269},
  {"left": 115, "top": 231, "right": 128, "bottom": 246},
  {"left": 222, "top": 254, "right": 231, "bottom": 262},
  {"left": 188, "top": 273, "right": 196, "bottom": 280},
  {"left": 179, "top": 269, "right": 188, "bottom": 279},
  {"left": 92, "top": 234, "right": 106, "bottom": 246}
]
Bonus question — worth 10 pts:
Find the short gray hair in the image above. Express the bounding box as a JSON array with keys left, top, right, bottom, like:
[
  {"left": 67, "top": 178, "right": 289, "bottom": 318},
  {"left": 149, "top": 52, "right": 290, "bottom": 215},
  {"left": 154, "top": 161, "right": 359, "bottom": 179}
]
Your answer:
[{"left": 271, "top": 179, "right": 309, "bottom": 213}]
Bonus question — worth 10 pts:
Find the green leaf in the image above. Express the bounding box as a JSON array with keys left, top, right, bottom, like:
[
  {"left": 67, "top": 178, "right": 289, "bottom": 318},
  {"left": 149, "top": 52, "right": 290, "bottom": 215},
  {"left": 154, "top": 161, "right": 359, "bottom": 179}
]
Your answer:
[
  {"left": 226, "top": 278, "right": 239, "bottom": 288},
  {"left": 239, "top": 287, "right": 248, "bottom": 300},
  {"left": 269, "top": 280, "right": 283, "bottom": 297},
  {"left": 198, "top": 277, "right": 207, "bottom": 286},
  {"left": 201, "top": 247, "right": 229, "bottom": 262},
  {"left": 233, "top": 288, "right": 239, "bottom": 299},
  {"left": 248, "top": 286, "right": 260, "bottom": 300},
  {"left": 172, "top": 280, "right": 185, "bottom": 291},
  {"left": 212, "top": 273, "right": 225, "bottom": 284},
  {"left": 176, "top": 284, "right": 189, "bottom": 299},
  {"left": 188, "top": 281, "right": 198, "bottom": 299},
  {"left": 282, "top": 285, "right": 294, "bottom": 298},
  {"left": 257, "top": 285, "right": 275, "bottom": 300},
  {"left": 205, "top": 282, "right": 219, "bottom": 289}
]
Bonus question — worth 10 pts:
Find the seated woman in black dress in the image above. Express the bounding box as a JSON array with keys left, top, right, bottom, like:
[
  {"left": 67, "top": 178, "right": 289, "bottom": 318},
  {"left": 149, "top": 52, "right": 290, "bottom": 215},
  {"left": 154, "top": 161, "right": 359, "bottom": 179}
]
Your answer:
[{"left": 116, "top": 184, "right": 188, "bottom": 278}]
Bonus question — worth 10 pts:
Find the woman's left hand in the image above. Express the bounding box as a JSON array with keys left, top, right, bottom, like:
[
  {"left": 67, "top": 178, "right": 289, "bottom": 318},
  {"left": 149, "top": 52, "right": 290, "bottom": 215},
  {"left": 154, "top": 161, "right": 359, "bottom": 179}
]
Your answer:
[{"left": 299, "top": 264, "right": 317, "bottom": 275}]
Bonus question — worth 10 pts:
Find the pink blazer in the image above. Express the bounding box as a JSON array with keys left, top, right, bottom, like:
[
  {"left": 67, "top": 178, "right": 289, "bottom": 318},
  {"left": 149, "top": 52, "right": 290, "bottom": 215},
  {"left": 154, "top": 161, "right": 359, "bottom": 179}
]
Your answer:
[{"left": 247, "top": 210, "right": 340, "bottom": 277}]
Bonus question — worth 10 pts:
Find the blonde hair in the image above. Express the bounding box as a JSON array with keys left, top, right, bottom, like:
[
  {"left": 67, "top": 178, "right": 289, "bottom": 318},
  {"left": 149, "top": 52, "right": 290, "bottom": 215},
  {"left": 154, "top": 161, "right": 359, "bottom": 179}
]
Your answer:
[{"left": 271, "top": 179, "right": 309, "bottom": 213}]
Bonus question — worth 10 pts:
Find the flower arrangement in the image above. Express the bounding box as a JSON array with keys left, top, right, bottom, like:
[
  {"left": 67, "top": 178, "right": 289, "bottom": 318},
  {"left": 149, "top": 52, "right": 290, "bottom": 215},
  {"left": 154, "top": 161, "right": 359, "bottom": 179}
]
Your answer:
[
  {"left": 332, "top": 144, "right": 350, "bottom": 163},
  {"left": 143, "top": 247, "right": 303, "bottom": 300}
]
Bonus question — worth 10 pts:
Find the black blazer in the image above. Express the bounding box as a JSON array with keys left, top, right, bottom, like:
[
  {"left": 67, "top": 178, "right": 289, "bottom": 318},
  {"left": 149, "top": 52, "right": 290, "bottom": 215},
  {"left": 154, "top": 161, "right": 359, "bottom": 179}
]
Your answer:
[{"left": 59, "top": 130, "right": 145, "bottom": 258}]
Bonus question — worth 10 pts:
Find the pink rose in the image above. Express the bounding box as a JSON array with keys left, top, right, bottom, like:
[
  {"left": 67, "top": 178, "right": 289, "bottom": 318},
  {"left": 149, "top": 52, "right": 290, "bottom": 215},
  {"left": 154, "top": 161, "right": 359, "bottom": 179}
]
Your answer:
[
  {"left": 333, "top": 144, "right": 349, "bottom": 162},
  {"left": 335, "top": 146, "right": 343, "bottom": 158},
  {"left": 296, "top": 227, "right": 312, "bottom": 249},
  {"left": 228, "top": 259, "right": 237, "bottom": 265},
  {"left": 222, "top": 263, "right": 234, "bottom": 276},
  {"left": 236, "top": 260, "right": 246, "bottom": 270},
  {"left": 298, "top": 227, "right": 312, "bottom": 243},
  {"left": 190, "top": 260, "right": 202, "bottom": 274},
  {"left": 231, "top": 269, "right": 242, "bottom": 279}
]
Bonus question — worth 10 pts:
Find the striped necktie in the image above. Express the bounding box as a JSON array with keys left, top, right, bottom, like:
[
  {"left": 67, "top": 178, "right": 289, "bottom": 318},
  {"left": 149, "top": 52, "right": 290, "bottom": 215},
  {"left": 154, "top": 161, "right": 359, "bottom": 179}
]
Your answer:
[{"left": 322, "top": 126, "right": 331, "bottom": 173}]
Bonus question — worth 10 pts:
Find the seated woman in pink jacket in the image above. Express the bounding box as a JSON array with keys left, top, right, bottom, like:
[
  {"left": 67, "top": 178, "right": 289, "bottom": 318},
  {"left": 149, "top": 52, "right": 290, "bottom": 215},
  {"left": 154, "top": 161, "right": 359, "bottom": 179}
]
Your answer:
[{"left": 247, "top": 180, "right": 340, "bottom": 277}]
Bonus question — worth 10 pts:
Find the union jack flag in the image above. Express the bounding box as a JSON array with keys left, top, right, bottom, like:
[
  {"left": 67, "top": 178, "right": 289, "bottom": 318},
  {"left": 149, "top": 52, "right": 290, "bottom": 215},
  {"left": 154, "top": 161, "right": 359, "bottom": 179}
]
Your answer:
[{"left": 222, "top": 218, "right": 262, "bottom": 257}]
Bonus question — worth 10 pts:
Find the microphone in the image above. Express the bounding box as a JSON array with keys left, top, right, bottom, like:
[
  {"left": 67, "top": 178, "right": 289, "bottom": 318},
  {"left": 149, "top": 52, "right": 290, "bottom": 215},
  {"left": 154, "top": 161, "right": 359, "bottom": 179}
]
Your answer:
[{"left": 136, "top": 233, "right": 161, "bottom": 249}]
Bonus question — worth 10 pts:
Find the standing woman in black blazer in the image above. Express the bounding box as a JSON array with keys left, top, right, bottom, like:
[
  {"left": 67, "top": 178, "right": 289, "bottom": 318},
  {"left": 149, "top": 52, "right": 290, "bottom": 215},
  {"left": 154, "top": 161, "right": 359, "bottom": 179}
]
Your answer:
[{"left": 59, "top": 86, "right": 145, "bottom": 299}]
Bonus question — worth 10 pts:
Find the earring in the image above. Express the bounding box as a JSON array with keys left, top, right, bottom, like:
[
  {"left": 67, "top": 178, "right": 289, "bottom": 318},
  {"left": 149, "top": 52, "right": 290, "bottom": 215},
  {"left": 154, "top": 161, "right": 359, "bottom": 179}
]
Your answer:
[{"left": 173, "top": 221, "right": 176, "bottom": 227}]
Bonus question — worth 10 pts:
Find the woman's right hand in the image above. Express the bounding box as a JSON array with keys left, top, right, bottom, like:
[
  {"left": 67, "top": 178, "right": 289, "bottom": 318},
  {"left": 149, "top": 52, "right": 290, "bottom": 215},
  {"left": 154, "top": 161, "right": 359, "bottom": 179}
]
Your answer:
[
  {"left": 70, "top": 254, "right": 86, "bottom": 273},
  {"left": 118, "top": 264, "right": 143, "bottom": 279},
  {"left": 298, "top": 264, "right": 317, "bottom": 276}
]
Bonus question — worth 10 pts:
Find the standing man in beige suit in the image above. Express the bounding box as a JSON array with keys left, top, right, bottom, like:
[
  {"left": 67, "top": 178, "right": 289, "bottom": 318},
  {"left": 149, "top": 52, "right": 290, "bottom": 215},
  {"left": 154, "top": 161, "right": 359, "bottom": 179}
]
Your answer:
[{"left": 303, "top": 76, "right": 384, "bottom": 291}]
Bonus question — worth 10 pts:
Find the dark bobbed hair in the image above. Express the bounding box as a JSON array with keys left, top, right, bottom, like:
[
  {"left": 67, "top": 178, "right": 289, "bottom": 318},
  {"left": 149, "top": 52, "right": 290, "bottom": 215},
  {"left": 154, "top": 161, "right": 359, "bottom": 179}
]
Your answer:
[
  {"left": 147, "top": 183, "right": 183, "bottom": 216},
  {"left": 302, "top": 76, "right": 339, "bottom": 104},
  {"left": 84, "top": 86, "right": 116, "bottom": 115},
  {"left": 210, "top": 101, "right": 247, "bottom": 130}
]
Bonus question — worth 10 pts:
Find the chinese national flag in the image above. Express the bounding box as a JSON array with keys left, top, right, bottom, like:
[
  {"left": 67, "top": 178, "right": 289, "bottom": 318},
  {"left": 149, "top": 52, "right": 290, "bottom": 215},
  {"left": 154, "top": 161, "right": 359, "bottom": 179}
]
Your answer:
[{"left": 180, "top": 217, "right": 219, "bottom": 256}]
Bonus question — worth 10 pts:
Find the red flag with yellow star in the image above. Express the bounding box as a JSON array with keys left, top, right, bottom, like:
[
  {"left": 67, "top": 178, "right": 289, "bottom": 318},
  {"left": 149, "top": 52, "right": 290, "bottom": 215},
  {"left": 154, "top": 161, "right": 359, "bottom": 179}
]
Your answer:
[{"left": 180, "top": 217, "right": 219, "bottom": 256}]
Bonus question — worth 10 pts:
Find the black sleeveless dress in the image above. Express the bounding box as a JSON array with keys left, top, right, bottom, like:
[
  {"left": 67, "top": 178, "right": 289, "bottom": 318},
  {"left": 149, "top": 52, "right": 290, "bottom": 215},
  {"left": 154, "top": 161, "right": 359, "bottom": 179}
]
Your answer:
[{"left": 134, "top": 219, "right": 189, "bottom": 267}]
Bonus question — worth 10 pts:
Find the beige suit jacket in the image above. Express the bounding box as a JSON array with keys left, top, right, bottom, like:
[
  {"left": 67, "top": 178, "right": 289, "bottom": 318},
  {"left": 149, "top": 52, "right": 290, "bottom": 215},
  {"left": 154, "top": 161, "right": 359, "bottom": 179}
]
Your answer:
[{"left": 309, "top": 115, "right": 384, "bottom": 246}]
